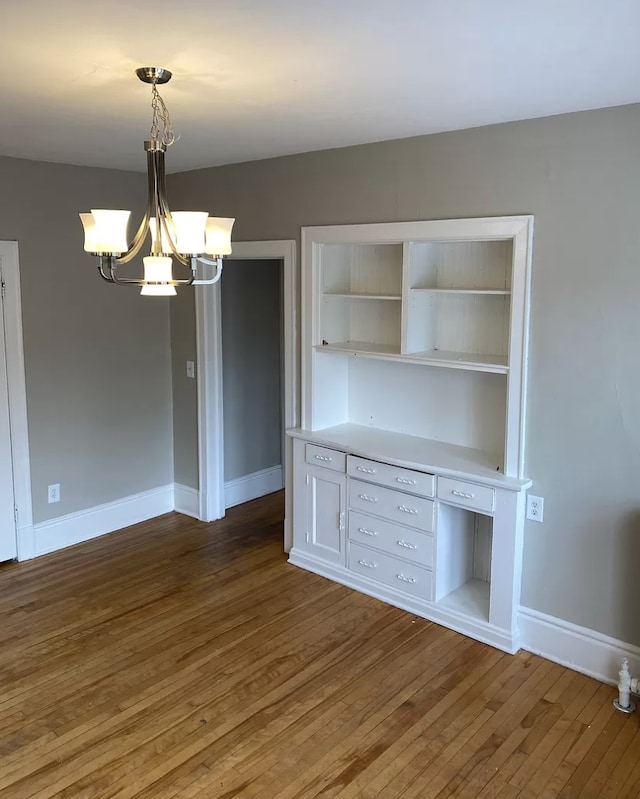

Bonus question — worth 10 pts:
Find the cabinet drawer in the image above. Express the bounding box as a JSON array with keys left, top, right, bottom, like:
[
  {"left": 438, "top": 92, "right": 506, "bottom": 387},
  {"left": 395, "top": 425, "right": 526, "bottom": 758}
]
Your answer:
[
  {"left": 349, "top": 479, "right": 435, "bottom": 532},
  {"left": 348, "top": 542, "right": 433, "bottom": 600},
  {"left": 347, "top": 455, "right": 435, "bottom": 498},
  {"left": 349, "top": 511, "right": 433, "bottom": 568},
  {"left": 437, "top": 476, "right": 495, "bottom": 513},
  {"left": 305, "top": 444, "right": 346, "bottom": 473}
]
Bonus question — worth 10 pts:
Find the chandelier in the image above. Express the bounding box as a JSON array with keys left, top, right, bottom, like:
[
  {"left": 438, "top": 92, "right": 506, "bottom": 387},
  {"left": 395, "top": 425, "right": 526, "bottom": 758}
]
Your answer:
[{"left": 80, "top": 67, "right": 234, "bottom": 296}]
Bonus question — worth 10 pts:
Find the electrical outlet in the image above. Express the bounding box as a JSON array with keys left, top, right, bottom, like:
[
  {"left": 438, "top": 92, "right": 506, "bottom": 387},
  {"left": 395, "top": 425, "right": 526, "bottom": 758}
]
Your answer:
[
  {"left": 48, "top": 483, "right": 60, "bottom": 504},
  {"left": 186, "top": 360, "right": 195, "bottom": 379},
  {"left": 526, "top": 494, "right": 544, "bottom": 523}
]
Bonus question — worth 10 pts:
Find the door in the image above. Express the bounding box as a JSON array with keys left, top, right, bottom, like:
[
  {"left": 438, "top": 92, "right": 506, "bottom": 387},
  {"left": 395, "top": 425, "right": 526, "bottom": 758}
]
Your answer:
[
  {"left": 0, "top": 276, "right": 17, "bottom": 561},
  {"left": 304, "top": 466, "right": 346, "bottom": 566}
]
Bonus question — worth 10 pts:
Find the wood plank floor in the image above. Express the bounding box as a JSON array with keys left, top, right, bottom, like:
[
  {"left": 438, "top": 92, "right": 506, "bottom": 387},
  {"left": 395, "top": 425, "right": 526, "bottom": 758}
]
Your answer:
[{"left": 1, "top": 491, "right": 639, "bottom": 798}]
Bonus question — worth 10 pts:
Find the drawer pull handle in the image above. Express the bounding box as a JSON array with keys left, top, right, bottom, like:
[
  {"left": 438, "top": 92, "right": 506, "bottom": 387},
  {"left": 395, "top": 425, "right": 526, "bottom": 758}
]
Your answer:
[
  {"left": 314, "top": 454, "right": 332, "bottom": 462},
  {"left": 396, "top": 477, "right": 417, "bottom": 486},
  {"left": 397, "top": 505, "right": 418, "bottom": 514},
  {"left": 397, "top": 540, "right": 417, "bottom": 550},
  {"left": 358, "top": 527, "right": 378, "bottom": 537},
  {"left": 451, "top": 489, "right": 474, "bottom": 500},
  {"left": 358, "top": 559, "right": 377, "bottom": 569},
  {"left": 357, "top": 466, "right": 376, "bottom": 474},
  {"left": 396, "top": 574, "right": 416, "bottom": 584},
  {"left": 359, "top": 493, "right": 378, "bottom": 503}
]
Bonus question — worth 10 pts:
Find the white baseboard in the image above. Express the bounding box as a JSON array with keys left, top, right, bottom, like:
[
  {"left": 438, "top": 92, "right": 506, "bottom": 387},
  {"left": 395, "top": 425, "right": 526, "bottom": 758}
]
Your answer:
[
  {"left": 174, "top": 483, "right": 200, "bottom": 519},
  {"left": 23, "top": 482, "right": 639, "bottom": 689},
  {"left": 33, "top": 484, "right": 174, "bottom": 557},
  {"left": 16, "top": 523, "right": 36, "bottom": 561},
  {"left": 289, "top": 548, "right": 519, "bottom": 654},
  {"left": 519, "top": 606, "right": 640, "bottom": 686},
  {"left": 225, "top": 465, "right": 283, "bottom": 509}
]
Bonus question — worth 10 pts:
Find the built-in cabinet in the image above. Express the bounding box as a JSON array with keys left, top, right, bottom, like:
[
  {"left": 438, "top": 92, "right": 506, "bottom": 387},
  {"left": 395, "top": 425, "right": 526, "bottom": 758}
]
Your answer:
[{"left": 289, "top": 217, "right": 533, "bottom": 653}]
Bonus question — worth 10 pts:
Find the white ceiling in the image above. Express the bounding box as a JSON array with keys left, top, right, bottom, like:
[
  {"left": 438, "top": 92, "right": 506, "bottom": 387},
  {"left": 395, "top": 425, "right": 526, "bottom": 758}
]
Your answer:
[{"left": 1, "top": 0, "right": 639, "bottom": 173}]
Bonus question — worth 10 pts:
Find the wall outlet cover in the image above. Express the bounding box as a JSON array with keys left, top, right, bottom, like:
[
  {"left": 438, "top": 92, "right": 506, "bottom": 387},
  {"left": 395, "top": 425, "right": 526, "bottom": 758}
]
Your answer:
[{"left": 526, "top": 494, "right": 544, "bottom": 523}]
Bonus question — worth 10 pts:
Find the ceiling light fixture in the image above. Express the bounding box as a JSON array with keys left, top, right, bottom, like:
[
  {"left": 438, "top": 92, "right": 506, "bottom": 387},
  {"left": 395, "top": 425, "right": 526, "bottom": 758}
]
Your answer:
[{"left": 80, "top": 67, "right": 234, "bottom": 296}]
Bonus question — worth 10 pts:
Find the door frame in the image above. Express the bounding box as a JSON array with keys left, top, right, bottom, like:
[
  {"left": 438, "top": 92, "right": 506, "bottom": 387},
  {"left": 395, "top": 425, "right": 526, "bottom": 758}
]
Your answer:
[
  {"left": 0, "top": 242, "right": 34, "bottom": 560},
  {"left": 195, "top": 239, "right": 297, "bottom": 549}
]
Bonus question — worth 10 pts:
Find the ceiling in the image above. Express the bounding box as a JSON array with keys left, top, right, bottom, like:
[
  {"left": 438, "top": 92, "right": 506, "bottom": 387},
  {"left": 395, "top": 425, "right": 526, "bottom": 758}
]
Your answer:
[{"left": 1, "top": 0, "right": 639, "bottom": 173}]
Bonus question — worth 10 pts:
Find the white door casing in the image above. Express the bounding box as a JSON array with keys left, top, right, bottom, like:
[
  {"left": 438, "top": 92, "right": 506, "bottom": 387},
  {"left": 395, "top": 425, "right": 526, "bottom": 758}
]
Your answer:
[
  {"left": 0, "top": 242, "right": 34, "bottom": 560},
  {"left": 195, "top": 240, "right": 297, "bottom": 549},
  {"left": 0, "top": 271, "right": 16, "bottom": 561}
]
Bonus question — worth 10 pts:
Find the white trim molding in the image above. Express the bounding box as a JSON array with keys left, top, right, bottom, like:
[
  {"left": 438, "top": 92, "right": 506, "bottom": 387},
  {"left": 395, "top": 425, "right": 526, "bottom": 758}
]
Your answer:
[
  {"left": 33, "top": 485, "right": 174, "bottom": 557},
  {"left": 195, "top": 279, "right": 225, "bottom": 523},
  {"left": 0, "top": 242, "right": 34, "bottom": 561},
  {"left": 196, "top": 240, "right": 297, "bottom": 548},
  {"left": 174, "top": 483, "right": 200, "bottom": 519},
  {"left": 519, "top": 606, "right": 640, "bottom": 686},
  {"left": 225, "top": 465, "right": 284, "bottom": 509}
]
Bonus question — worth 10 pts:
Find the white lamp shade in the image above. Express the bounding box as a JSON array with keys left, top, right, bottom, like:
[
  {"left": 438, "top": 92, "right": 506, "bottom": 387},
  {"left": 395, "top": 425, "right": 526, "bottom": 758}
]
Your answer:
[
  {"left": 205, "top": 217, "right": 235, "bottom": 256},
  {"left": 171, "top": 211, "right": 208, "bottom": 255},
  {"left": 140, "top": 256, "right": 177, "bottom": 296},
  {"left": 81, "top": 209, "right": 131, "bottom": 254},
  {"left": 79, "top": 213, "right": 99, "bottom": 253}
]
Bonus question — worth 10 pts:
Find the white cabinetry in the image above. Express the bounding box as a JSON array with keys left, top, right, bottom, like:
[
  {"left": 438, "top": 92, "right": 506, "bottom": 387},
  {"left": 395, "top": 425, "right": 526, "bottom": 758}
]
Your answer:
[
  {"left": 290, "top": 217, "right": 533, "bottom": 653},
  {"left": 294, "top": 444, "right": 346, "bottom": 565}
]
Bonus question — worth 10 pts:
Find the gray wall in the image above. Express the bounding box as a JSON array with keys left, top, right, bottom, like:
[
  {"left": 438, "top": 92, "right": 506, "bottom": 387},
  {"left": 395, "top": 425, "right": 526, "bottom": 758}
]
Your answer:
[
  {"left": 0, "top": 156, "right": 174, "bottom": 524},
  {"left": 221, "top": 259, "right": 281, "bottom": 482},
  {"left": 168, "top": 103, "right": 640, "bottom": 646}
]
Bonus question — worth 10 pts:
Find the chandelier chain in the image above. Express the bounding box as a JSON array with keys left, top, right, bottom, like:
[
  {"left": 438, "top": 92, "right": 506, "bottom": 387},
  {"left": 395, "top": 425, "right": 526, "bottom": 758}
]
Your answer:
[{"left": 150, "top": 84, "right": 176, "bottom": 148}]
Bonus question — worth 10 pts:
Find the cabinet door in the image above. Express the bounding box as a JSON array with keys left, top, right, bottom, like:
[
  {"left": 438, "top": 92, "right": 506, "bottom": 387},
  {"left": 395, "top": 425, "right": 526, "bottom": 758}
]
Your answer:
[{"left": 304, "top": 466, "right": 346, "bottom": 565}]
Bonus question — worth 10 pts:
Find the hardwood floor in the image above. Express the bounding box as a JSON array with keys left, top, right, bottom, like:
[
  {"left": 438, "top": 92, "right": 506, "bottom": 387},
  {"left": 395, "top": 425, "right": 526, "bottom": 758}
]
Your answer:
[{"left": 0, "top": 491, "right": 638, "bottom": 798}]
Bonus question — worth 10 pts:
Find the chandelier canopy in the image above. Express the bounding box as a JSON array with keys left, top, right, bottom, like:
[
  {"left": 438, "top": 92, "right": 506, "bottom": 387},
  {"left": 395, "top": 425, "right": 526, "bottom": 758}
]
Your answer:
[{"left": 80, "top": 67, "right": 234, "bottom": 296}]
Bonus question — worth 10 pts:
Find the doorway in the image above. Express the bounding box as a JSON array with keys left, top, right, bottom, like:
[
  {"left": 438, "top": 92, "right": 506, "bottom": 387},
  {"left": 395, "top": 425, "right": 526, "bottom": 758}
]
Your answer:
[
  {"left": 195, "top": 240, "right": 297, "bottom": 549},
  {"left": 221, "top": 258, "right": 284, "bottom": 507},
  {"left": 0, "top": 242, "right": 33, "bottom": 561}
]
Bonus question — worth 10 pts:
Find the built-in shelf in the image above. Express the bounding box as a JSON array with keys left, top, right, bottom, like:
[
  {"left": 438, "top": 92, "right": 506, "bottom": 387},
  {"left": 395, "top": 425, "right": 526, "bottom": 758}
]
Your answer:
[
  {"left": 322, "top": 292, "right": 402, "bottom": 300},
  {"left": 316, "top": 341, "right": 402, "bottom": 358},
  {"left": 437, "top": 578, "right": 491, "bottom": 623},
  {"left": 406, "top": 349, "right": 508, "bottom": 373},
  {"left": 315, "top": 342, "right": 508, "bottom": 374},
  {"left": 410, "top": 288, "right": 511, "bottom": 295},
  {"left": 295, "top": 217, "right": 533, "bottom": 654}
]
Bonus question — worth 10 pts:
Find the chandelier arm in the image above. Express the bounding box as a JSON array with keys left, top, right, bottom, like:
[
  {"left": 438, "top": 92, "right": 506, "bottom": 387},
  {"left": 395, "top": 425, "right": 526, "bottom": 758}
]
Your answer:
[
  {"left": 156, "top": 152, "right": 189, "bottom": 267},
  {"left": 111, "top": 259, "right": 144, "bottom": 288},
  {"left": 115, "top": 146, "right": 159, "bottom": 265},
  {"left": 196, "top": 256, "right": 223, "bottom": 267},
  {"left": 158, "top": 210, "right": 189, "bottom": 267},
  {"left": 191, "top": 256, "right": 223, "bottom": 285},
  {"left": 115, "top": 211, "right": 150, "bottom": 265},
  {"left": 111, "top": 273, "right": 192, "bottom": 287},
  {"left": 96, "top": 257, "right": 116, "bottom": 283},
  {"left": 110, "top": 272, "right": 146, "bottom": 286}
]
